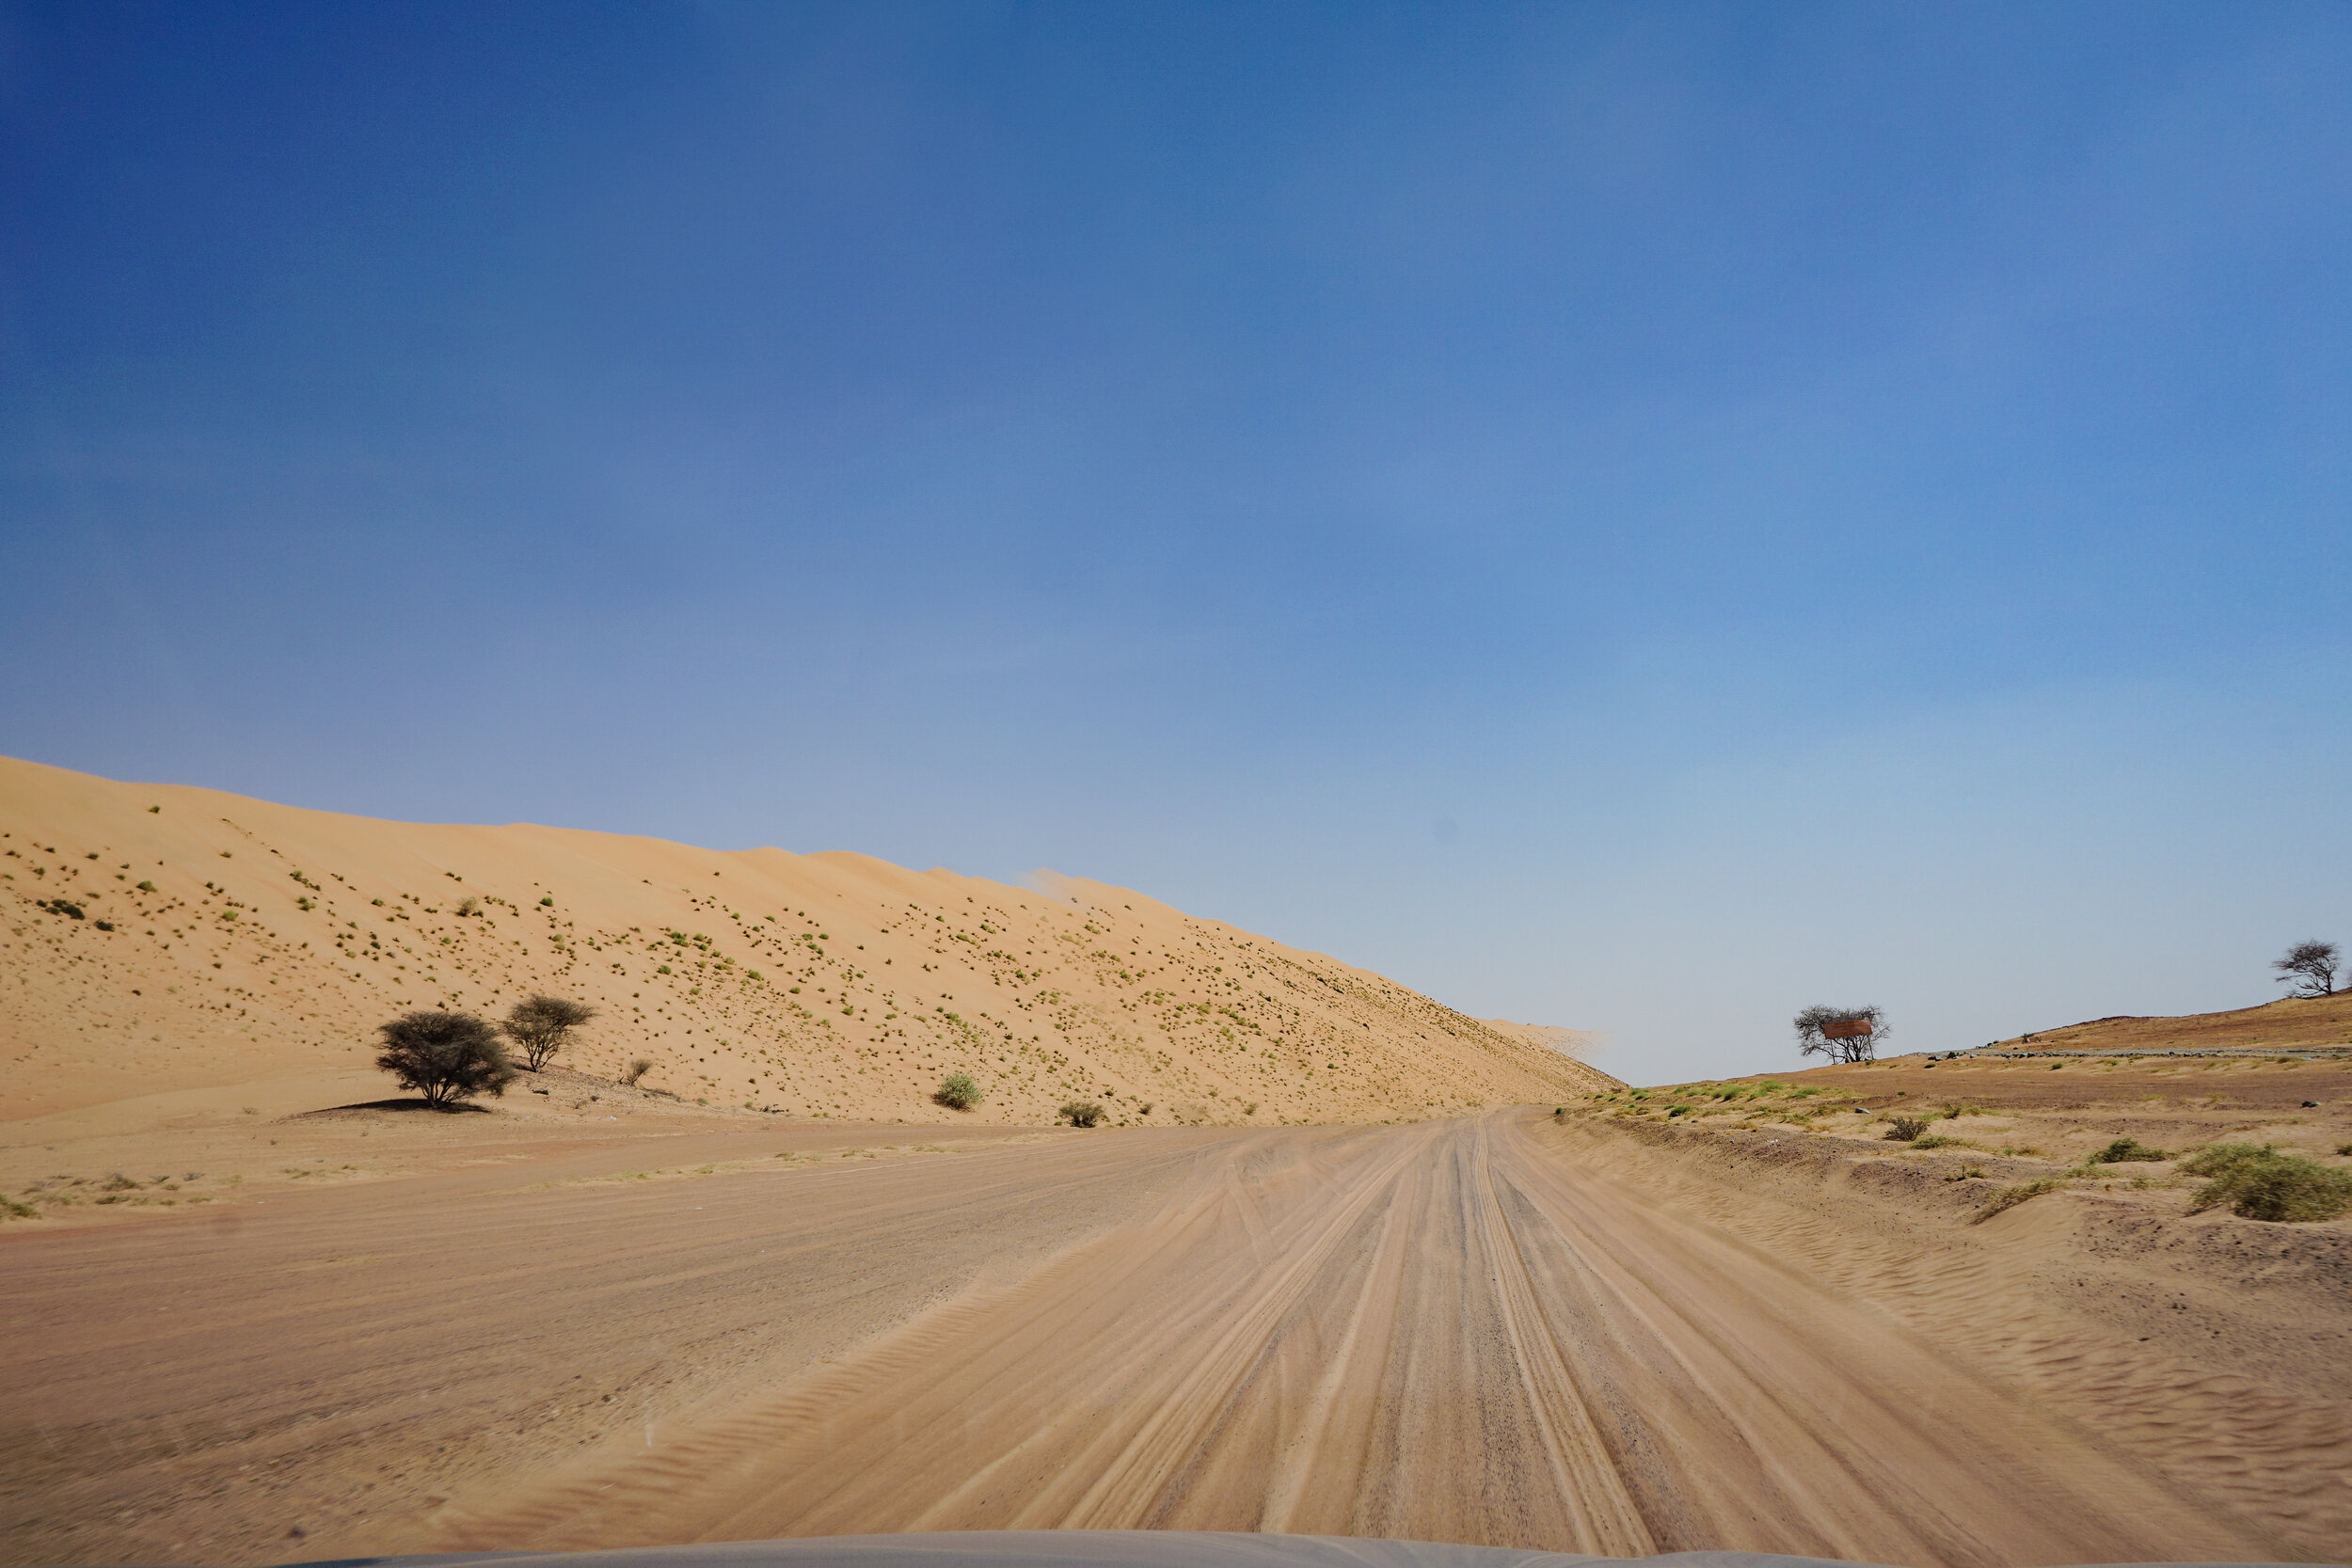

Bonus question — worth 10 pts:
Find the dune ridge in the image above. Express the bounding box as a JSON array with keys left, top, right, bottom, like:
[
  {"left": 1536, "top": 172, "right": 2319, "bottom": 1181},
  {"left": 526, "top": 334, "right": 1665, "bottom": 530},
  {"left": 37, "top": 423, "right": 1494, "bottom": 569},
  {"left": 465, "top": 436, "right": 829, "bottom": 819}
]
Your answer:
[{"left": 0, "top": 755, "right": 1613, "bottom": 1124}]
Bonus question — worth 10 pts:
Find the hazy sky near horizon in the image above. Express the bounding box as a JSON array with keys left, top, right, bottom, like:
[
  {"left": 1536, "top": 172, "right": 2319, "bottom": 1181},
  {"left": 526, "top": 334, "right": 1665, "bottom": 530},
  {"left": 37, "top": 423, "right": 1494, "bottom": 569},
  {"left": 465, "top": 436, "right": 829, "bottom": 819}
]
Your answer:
[{"left": 5, "top": 2, "right": 2349, "bottom": 1084}]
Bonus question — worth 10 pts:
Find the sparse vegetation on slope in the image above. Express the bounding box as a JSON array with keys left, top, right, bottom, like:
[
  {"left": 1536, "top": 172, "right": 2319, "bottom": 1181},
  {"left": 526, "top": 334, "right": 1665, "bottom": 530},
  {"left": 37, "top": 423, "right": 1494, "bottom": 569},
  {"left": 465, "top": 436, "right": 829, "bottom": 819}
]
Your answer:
[{"left": 0, "top": 754, "right": 1616, "bottom": 1124}]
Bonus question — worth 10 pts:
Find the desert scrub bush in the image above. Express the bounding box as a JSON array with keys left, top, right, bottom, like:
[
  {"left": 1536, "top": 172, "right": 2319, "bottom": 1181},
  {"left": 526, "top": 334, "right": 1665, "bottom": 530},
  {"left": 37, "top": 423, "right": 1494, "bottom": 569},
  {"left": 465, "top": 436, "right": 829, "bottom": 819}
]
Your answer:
[
  {"left": 936, "top": 1071, "right": 982, "bottom": 1111},
  {"left": 1971, "top": 1178, "right": 2065, "bottom": 1223},
  {"left": 1910, "top": 1133, "right": 1972, "bottom": 1150},
  {"left": 2179, "top": 1143, "right": 2352, "bottom": 1222},
  {"left": 1059, "top": 1101, "right": 1104, "bottom": 1127},
  {"left": 2092, "top": 1136, "right": 2169, "bottom": 1164},
  {"left": 377, "top": 1011, "right": 516, "bottom": 1107},
  {"left": 620, "top": 1058, "right": 653, "bottom": 1086},
  {"left": 1884, "top": 1115, "right": 1929, "bottom": 1141},
  {"left": 502, "top": 994, "right": 597, "bottom": 1071}
]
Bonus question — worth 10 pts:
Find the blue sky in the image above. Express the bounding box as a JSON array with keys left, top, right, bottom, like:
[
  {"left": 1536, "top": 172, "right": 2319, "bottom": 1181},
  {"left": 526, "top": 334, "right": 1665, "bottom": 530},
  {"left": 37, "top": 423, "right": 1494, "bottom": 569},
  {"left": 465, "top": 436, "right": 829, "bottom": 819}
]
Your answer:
[{"left": 4, "top": 2, "right": 2348, "bottom": 1083}]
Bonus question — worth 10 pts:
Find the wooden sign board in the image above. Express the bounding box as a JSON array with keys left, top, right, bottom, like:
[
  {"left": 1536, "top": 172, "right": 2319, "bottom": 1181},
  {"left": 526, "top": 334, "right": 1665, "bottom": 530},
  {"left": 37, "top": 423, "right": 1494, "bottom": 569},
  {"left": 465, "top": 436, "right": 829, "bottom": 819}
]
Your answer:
[{"left": 1821, "top": 1018, "right": 1876, "bottom": 1040}]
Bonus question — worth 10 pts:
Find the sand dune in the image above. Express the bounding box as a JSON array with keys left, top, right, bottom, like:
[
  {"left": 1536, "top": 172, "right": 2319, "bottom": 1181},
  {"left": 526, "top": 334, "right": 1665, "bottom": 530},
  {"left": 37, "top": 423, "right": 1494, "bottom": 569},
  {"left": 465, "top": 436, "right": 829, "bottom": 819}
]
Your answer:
[
  {"left": 0, "top": 755, "right": 1611, "bottom": 1125},
  {"left": 1984, "top": 993, "right": 2352, "bottom": 1056}
]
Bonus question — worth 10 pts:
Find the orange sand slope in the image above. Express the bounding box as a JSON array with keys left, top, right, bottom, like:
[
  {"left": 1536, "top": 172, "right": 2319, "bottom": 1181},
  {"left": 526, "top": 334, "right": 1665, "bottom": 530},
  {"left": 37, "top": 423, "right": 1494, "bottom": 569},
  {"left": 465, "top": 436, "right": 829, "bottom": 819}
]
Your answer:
[
  {"left": 1982, "top": 993, "right": 2352, "bottom": 1055},
  {"left": 0, "top": 755, "right": 1613, "bottom": 1123}
]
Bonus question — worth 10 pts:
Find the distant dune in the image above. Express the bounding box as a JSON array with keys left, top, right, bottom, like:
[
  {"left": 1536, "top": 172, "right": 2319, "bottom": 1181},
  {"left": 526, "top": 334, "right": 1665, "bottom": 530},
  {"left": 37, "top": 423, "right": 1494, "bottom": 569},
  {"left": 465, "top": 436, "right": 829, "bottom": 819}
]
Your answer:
[
  {"left": 0, "top": 755, "right": 1615, "bottom": 1124},
  {"left": 1983, "top": 993, "right": 2352, "bottom": 1055}
]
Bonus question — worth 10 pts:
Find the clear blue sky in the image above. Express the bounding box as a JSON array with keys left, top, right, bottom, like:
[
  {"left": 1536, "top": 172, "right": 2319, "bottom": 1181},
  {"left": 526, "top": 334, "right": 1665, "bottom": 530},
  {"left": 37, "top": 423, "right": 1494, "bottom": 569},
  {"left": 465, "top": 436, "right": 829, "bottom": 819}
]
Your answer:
[{"left": 5, "top": 2, "right": 2348, "bottom": 1083}]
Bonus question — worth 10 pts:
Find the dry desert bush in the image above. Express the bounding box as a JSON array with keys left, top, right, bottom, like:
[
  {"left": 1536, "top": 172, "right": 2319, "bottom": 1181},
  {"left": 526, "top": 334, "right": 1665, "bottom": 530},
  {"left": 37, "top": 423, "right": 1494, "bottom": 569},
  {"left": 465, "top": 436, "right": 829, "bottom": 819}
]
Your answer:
[
  {"left": 1971, "top": 1178, "right": 2065, "bottom": 1224},
  {"left": 375, "top": 1010, "right": 516, "bottom": 1108},
  {"left": 2180, "top": 1143, "right": 2352, "bottom": 1222},
  {"left": 502, "top": 994, "right": 597, "bottom": 1071}
]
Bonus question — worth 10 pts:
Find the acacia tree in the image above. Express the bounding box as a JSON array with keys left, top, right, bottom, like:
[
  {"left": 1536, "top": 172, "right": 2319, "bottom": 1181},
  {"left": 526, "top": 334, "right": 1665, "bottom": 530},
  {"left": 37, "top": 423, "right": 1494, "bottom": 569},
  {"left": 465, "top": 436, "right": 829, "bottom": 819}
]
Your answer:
[
  {"left": 2273, "top": 940, "right": 2341, "bottom": 998},
  {"left": 376, "top": 1010, "right": 516, "bottom": 1107},
  {"left": 502, "top": 993, "right": 597, "bottom": 1071},
  {"left": 1794, "top": 1004, "right": 1886, "bottom": 1065}
]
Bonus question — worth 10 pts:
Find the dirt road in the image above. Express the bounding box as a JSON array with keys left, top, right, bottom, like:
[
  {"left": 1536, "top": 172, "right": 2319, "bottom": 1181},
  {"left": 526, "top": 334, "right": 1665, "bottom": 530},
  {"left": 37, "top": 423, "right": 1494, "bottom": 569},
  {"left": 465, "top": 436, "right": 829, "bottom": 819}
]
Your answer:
[{"left": 0, "top": 1111, "right": 2328, "bottom": 1567}]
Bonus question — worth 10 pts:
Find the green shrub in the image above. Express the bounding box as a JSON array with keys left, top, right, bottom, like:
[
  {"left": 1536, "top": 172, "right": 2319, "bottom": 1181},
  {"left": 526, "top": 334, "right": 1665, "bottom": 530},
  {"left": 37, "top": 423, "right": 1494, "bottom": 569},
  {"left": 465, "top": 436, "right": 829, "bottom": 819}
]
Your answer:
[
  {"left": 2092, "top": 1136, "right": 2169, "bottom": 1164},
  {"left": 1910, "top": 1133, "right": 1967, "bottom": 1149},
  {"left": 2179, "top": 1143, "right": 2352, "bottom": 1222},
  {"left": 1885, "top": 1115, "right": 1929, "bottom": 1141},
  {"left": 1971, "top": 1179, "right": 2064, "bottom": 1223},
  {"left": 1059, "top": 1100, "right": 1104, "bottom": 1128},
  {"left": 936, "top": 1071, "right": 982, "bottom": 1111}
]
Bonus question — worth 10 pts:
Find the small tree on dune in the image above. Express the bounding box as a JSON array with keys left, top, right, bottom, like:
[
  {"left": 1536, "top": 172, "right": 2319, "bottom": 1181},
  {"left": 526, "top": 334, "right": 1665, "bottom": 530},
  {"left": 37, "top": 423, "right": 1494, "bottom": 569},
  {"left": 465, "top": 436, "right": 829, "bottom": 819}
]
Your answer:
[
  {"left": 502, "top": 993, "right": 597, "bottom": 1071},
  {"left": 2272, "top": 940, "right": 2340, "bottom": 998},
  {"left": 376, "top": 1010, "right": 516, "bottom": 1108},
  {"left": 1794, "top": 1005, "right": 1885, "bottom": 1065}
]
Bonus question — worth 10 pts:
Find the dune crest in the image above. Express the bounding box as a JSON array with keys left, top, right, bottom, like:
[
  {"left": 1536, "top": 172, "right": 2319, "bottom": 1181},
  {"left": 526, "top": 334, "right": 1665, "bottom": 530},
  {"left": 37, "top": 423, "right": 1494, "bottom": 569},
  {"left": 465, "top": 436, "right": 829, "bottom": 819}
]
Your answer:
[{"left": 0, "top": 755, "right": 1614, "bottom": 1123}]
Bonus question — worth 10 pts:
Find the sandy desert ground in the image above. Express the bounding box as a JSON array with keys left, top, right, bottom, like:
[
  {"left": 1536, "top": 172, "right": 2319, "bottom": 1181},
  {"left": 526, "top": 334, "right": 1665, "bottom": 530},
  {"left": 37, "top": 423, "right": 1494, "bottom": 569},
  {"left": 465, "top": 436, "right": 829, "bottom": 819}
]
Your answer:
[{"left": 4, "top": 1057, "right": 2348, "bottom": 1568}]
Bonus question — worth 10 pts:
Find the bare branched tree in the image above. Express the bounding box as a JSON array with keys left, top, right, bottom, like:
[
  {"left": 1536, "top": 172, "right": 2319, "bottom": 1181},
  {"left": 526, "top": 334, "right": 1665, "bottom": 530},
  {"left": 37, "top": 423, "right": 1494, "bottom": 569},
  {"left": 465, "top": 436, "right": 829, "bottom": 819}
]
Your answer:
[
  {"left": 1794, "top": 1004, "right": 1886, "bottom": 1065},
  {"left": 2273, "top": 940, "right": 2341, "bottom": 998},
  {"left": 501, "top": 993, "right": 597, "bottom": 1071},
  {"left": 376, "top": 1010, "right": 516, "bottom": 1107}
]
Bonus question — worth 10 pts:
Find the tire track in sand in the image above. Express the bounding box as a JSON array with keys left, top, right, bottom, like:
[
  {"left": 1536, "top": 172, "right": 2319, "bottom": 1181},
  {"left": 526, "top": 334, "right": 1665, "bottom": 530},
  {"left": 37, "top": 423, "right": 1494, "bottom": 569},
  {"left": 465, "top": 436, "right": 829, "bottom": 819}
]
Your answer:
[{"left": 430, "top": 1112, "right": 2292, "bottom": 1566}]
